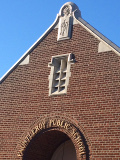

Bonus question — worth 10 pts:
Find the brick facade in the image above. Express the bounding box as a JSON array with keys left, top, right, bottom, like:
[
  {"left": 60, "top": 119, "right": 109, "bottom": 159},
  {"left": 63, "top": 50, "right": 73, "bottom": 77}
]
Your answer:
[{"left": 0, "top": 3, "right": 120, "bottom": 160}]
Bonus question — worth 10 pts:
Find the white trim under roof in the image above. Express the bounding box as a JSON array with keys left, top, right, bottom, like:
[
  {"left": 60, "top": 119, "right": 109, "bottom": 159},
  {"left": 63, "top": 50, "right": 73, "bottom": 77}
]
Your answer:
[
  {"left": 75, "top": 14, "right": 120, "bottom": 55},
  {"left": 0, "top": 13, "right": 60, "bottom": 83}
]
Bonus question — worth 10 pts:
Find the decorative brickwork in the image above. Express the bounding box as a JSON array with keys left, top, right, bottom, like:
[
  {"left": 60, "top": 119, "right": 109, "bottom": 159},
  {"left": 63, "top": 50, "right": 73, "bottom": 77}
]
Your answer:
[
  {"left": 17, "top": 116, "right": 88, "bottom": 159},
  {"left": 0, "top": 3, "right": 120, "bottom": 160}
]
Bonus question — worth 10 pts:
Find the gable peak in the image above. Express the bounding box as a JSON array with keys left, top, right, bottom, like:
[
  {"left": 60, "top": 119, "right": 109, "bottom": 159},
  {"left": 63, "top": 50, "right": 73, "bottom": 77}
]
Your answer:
[{"left": 59, "top": 2, "right": 81, "bottom": 19}]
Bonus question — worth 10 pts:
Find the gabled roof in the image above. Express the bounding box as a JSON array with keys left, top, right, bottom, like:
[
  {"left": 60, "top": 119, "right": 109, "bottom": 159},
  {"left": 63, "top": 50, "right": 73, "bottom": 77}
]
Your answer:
[{"left": 0, "top": 2, "right": 120, "bottom": 84}]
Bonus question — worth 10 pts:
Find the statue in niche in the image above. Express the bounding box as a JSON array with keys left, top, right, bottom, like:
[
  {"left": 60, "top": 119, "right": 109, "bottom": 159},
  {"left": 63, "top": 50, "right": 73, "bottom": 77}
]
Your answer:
[
  {"left": 58, "top": 5, "right": 72, "bottom": 41},
  {"left": 60, "top": 20, "right": 69, "bottom": 36}
]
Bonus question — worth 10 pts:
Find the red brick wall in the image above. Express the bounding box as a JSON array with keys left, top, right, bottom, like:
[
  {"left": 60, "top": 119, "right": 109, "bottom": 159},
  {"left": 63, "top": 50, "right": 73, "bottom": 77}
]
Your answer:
[{"left": 0, "top": 24, "right": 120, "bottom": 160}]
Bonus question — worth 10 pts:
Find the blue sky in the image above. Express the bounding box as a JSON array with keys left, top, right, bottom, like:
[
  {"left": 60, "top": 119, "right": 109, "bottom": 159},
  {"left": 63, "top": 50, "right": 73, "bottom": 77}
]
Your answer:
[{"left": 0, "top": 0, "right": 120, "bottom": 78}]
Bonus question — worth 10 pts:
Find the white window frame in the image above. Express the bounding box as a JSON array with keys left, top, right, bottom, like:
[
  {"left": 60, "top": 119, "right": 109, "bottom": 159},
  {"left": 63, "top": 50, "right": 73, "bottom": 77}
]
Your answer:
[{"left": 48, "top": 53, "right": 73, "bottom": 96}]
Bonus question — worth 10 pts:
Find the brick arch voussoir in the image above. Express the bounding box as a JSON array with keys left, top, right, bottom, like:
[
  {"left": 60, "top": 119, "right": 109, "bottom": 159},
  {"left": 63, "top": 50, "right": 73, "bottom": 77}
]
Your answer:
[{"left": 16, "top": 113, "right": 90, "bottom": 160}]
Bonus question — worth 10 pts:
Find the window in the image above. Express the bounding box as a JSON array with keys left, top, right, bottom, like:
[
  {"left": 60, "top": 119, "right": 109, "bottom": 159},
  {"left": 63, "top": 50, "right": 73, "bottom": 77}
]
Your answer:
[{"left": 48, "top": 53, "right": 75, "bottom": 96}]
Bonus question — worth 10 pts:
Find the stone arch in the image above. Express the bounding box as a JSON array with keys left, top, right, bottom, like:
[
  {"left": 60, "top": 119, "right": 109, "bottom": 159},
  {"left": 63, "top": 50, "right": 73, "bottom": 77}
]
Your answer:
[{"left": 17, "top": 115, "right": 90, "bottom": 160}]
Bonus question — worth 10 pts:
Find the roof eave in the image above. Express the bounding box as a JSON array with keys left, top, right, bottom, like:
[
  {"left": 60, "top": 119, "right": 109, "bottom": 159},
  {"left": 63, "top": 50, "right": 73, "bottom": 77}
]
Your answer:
[
  {"left": 0, "top": 14, "right": 60, "bottom": 84},
  {"left": 75, "top": 15, "right": 120, "bottom": 56}
]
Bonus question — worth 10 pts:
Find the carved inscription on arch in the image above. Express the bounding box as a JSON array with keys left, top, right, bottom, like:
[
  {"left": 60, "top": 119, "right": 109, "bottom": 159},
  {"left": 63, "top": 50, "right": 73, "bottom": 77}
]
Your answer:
[{"left": 17, "top": 119, "right": 86, "bottom": 157}]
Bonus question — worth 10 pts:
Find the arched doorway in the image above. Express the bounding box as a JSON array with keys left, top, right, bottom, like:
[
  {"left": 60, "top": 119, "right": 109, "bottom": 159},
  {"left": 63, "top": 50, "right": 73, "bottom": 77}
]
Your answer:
[
  {"left": 19, "top": 117, "right": 89, "bottom": 160},
  {"left": 23, "top": 130, "right": 76, "bottom": 160}
]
